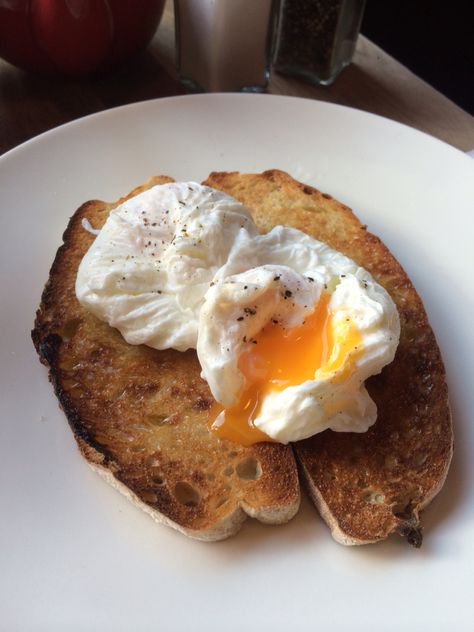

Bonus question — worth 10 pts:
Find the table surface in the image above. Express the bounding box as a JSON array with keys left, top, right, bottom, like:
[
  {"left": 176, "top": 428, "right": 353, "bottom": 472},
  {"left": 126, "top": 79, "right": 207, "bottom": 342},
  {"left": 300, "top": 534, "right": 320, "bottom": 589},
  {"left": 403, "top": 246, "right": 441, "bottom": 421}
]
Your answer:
[{"left": 1, "top": 1, "right": 473, "bottom": 156}]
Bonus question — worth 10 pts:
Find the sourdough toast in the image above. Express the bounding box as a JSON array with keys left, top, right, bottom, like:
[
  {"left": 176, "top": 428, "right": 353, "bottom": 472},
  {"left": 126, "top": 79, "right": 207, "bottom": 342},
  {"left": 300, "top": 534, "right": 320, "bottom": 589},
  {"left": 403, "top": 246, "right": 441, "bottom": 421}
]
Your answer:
[
  {"left": 33, "top": 170, "right": 452, "bottom": 546},
  {"left": 32, "top": 175, "right": 300, "bottom": 541},
  {"left": 205, "top": 170, "right": 452, "bottom": 546}
]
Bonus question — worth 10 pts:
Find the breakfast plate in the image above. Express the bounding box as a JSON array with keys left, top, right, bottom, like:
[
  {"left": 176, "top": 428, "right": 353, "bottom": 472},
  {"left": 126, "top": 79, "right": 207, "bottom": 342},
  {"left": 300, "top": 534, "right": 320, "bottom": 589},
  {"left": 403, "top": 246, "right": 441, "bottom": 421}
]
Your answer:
[{"left": 1, "top": 94, "right": 473, "bottom": 631}]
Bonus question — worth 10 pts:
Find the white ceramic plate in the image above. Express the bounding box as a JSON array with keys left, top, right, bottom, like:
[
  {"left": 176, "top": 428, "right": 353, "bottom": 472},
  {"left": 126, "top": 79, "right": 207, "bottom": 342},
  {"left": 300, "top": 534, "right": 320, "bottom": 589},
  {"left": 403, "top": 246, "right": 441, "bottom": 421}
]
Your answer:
[{"left": 1, "top": 94, "right": 473, "bottom": 632}]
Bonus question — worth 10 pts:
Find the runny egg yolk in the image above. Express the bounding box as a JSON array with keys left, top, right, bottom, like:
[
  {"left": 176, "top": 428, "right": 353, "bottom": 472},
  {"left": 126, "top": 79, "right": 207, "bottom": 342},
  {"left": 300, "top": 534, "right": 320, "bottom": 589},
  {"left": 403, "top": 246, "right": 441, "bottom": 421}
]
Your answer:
[{"left": 209, "top": 293, "right": 364, "bottom": 445}]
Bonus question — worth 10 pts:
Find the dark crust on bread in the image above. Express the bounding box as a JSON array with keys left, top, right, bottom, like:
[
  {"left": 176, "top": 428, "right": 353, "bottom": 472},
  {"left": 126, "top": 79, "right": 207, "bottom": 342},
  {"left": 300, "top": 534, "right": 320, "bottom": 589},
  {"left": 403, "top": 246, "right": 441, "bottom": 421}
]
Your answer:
[
  {"left": 32, "top": 175, "right": 300, "bottom": 540},
  {"left": 204, "top": 169, "right": 453, "bottom": 546}
]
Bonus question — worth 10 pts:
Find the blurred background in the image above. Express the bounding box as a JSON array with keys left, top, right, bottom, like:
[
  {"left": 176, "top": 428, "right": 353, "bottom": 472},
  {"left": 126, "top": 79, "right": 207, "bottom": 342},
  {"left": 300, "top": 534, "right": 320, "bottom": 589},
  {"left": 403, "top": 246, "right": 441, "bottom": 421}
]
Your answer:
[
  {"left": 361, "top": 0, "right": 473, "bottom": 115},
  {"left": 0, "top": 0, "right": 472, "bottom": 155}
]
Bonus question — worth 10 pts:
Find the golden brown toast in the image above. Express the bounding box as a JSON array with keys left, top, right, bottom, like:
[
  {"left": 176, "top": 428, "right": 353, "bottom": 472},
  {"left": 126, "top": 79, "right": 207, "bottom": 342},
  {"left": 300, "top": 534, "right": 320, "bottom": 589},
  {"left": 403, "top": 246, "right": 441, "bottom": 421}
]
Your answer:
[
  {"left": 32, "top": 175, "right": 300, "bottom": 541},
  {"left": 33, "top": 170, "right": 452, "bottom": 546},
  {"left": 205, "top": 170, "right": 453, "bottom": 546}
]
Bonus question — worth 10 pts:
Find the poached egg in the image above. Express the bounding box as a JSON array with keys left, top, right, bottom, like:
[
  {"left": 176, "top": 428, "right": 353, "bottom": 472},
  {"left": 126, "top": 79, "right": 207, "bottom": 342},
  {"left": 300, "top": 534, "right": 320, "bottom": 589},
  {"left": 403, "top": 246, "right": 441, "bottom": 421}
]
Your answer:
[{"left": 76, "top": 182, "right": 400, "bottom": 445}]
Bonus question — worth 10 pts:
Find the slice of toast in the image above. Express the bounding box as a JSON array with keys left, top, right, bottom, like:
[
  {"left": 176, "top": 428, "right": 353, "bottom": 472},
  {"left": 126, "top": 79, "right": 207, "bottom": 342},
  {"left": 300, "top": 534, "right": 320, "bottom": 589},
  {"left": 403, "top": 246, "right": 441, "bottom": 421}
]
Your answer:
[
  {"left": 204, "top": 170, "right": 453, "bottom": 546},
  {"left": 32, "top": 175, "right": 300, "bottom": 541}
]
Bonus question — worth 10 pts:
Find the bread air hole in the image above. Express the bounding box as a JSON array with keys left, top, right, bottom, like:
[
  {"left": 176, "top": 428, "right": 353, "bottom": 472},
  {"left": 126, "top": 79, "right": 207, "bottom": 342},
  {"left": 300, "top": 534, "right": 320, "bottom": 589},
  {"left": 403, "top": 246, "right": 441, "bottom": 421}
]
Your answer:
[
  {"left": 391, "top": 487, "right": 421, "bottom": 518},
  {"left": 322, "top": 469, "right": 336, "bottom": 482},
  {"left": 215, "top": 497, "right": 229, "bottom": 509},
  {"left": 147, "top": 414, "right": 171, "bottom": 426},
  {"left": 384, "top": 454, "right": 398, "bottom": 470},
  {"left": 141, "top": 491, "right": 158, "bottom": 503},
  {"left": 236, "top": 457, "right": 262, "bottom": 481},
  {"left": 145, "top": 455, "right": 161, "bottom": 467},
  {"left": 60, "top": 318, "right": 82, "bottom": 342},
  {"left": 412, "top": 452, "right": 428, "bottom": 467},
  {"left": 361, "top": 488, "right": 385, "bottom": 504},
  {"left": 174, "top": 482, "right": 201, "bottom": 507}
]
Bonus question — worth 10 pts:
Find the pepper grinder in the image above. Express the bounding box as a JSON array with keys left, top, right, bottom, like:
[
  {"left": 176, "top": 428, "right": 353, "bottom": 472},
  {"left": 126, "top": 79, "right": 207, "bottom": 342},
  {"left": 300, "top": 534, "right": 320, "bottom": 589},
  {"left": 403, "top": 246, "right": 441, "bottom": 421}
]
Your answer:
[{"left": 273, "top": 0, "right": 366, "bottom": 86}]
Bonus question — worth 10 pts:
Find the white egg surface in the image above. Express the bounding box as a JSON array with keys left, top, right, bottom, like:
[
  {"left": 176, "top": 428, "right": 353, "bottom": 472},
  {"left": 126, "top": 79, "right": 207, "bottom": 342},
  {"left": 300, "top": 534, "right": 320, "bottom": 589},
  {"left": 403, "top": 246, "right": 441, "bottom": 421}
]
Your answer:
[{"left": 76, "top": 182, "right": 400, "bottom": 444}]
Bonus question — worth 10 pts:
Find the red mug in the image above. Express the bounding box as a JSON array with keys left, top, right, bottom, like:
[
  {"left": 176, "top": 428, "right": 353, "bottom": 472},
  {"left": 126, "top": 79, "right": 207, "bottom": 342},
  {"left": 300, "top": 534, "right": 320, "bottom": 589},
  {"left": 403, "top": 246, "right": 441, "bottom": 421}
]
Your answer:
[{"left": 0, "top": 0, "right": 165, "bottom": 76}]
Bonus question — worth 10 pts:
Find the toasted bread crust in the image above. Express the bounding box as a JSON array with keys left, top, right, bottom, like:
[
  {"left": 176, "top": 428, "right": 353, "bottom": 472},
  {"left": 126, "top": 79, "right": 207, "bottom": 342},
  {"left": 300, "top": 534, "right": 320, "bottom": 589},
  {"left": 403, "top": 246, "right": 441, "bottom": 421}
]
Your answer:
[
  {"left": 33, "top": 170, "right": 452, "bottom": 545},
  {"left": 32, "top": 175, "right": 300, "bottom": 541},
  {"left": 204, "top": 170, "right": 453, "bottom": 546}
]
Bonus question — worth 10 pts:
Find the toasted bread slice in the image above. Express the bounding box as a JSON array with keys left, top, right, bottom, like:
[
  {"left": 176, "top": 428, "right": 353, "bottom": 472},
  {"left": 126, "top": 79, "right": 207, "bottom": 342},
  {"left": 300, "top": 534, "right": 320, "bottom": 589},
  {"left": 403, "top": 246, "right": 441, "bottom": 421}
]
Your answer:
[
  {"left": 32, "top": 175, "right": 300, "bottom": 541},
  {"left": 205, "top": 170, "right": 453, "bottom": 546}
]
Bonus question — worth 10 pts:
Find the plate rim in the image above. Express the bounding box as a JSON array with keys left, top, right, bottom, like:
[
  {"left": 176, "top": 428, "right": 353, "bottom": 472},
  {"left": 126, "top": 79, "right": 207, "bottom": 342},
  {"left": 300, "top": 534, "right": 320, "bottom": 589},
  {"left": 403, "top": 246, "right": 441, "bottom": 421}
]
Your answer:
[{"left": 1, "top": 92, "right": 473, "bottom": 170}]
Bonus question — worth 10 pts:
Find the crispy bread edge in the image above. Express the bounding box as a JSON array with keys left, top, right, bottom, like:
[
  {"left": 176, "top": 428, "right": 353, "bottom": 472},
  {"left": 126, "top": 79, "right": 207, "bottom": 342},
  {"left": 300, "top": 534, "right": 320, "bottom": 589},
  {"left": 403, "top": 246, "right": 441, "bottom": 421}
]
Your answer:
[
  {"left": 77, "top": 439, "right": 248, "bottom": 541},
  {"left": 204, "top": 169, "right": 453, "bottom": 547},
  {"left": 297, "top": 426, "right": 453, "bottom": 548},
  {"left": 32, "top": 176, "right": 300, "bottom": 541}
]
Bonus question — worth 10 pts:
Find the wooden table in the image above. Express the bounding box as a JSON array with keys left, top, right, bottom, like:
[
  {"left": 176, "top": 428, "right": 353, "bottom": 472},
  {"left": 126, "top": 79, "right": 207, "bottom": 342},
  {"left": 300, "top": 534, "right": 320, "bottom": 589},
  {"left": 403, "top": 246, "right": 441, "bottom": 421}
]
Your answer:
[{"left": 1, "top": 1, "right": 473, "bottom": 156}]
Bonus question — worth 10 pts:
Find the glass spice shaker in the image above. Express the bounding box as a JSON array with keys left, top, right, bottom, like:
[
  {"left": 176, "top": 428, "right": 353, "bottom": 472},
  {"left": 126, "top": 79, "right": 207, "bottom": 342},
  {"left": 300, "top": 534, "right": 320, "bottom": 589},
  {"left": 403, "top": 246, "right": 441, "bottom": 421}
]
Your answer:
[{"left": 273, "top": 0, "right": 366, "bottom": 86}]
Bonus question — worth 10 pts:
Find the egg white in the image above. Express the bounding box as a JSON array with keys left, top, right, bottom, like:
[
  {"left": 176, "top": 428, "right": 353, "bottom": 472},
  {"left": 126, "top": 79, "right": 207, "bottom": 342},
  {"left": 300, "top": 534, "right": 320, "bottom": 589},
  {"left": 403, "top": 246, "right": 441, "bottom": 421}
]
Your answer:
[
  {"left": 197, "top": 229, "right": 400, "bottom": 442},
  {"left": 76, "top": 182, "right": 257, "bottom": 351},
  {"left": 76, "top": 182, "right": 400, "bottom": 443}
]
